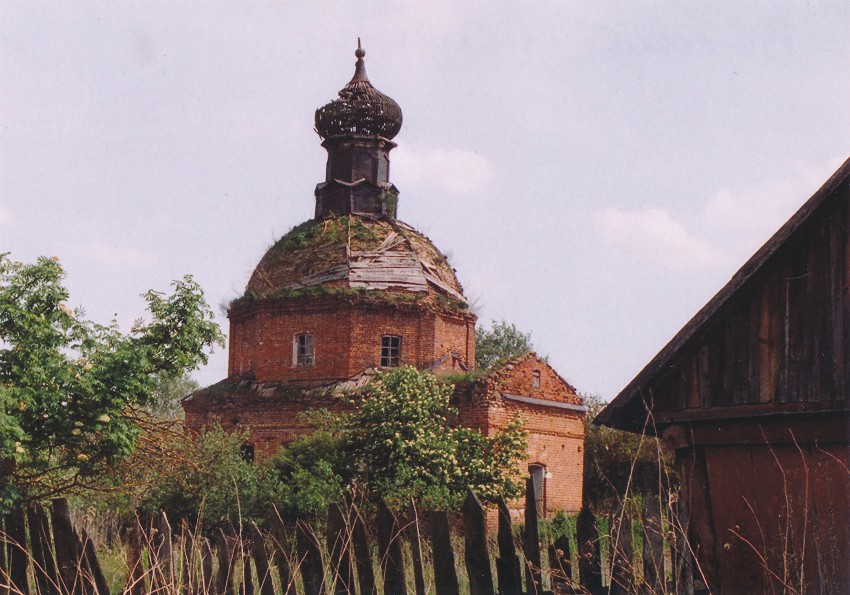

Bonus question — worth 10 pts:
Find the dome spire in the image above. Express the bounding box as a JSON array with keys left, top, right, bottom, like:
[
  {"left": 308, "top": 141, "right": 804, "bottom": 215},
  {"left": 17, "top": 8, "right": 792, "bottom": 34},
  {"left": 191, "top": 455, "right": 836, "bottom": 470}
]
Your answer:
[
  {"left": 313, "top": 43, "right": 403, "bottom": 219},
  {"left": 350, "top": 38, "right": 368, "bottom": 84}
]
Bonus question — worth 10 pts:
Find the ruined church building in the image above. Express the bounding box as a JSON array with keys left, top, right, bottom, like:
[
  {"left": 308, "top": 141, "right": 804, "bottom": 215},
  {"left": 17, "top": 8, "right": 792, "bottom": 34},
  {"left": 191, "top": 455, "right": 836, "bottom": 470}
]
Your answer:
[{"left": 183, "top": 45, "right": 586, "bottom": 516}]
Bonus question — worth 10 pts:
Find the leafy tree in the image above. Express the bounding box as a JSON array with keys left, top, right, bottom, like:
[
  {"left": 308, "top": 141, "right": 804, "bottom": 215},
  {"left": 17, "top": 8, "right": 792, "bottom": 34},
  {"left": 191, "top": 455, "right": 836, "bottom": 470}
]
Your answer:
[
  {"left": 263, "top": 428, "right": 346, "bottom": 520},
  {"left": 582, "top": 394, "right": 676, "bottom": 513},
  {"left": 344, "top": 366, "right": 527, "bottom": 509},
  {"left": 0, "top": 255, "right": 223, "bottom": 511},
  {"left": 475, "top": 319, "right": 534, "bottom": 371}
]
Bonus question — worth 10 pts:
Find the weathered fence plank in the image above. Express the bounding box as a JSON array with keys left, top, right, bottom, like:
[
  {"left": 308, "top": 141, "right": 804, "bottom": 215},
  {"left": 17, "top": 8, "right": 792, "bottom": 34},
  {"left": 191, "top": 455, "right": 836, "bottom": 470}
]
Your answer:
[
  {"left": 405, "top": 500, "right": 426, "bottom": 595},
  {"left": 151, "top": 512, "right": 174, "bottom": 593},
  {"left": 80, "top": 526, "right": 109, "bottom": 595},
  {"left": 642, "top": 500, "right": 665, "bottom": 593},
  {"left": 201, "top": 537, "right": 215, "bottom": 595},
  {"left": 296, "top": 520, "right": 326, "bottom": 595},
  {"left": 523, "top": 479, "right": 542, "bottom": 595},
  {"left": 215, "top": 529, "right": 237, "bottom": 595},
  {"left": 51, "top": 498, "right": 85, "bottom": 595},
  {"left": 125, "top": 521, "right": 147, "bottom": 595},
  {"left": 326, "top": 504, "right": 355, "bottom": 595},
  {"left": 250, "top": 524, "right": 275, "bottom": 595},
  {"left": 240, "top": 536, "right": 254, "bottom": 595},
  {"left": 429, "top": 510, "right": 459, "bottom": 595},
  {"left": 376, "top": 500, "right": 407, "bottom": 595},
  {"left": 549, "top": 535, "right": 572, "bottom": 593},
  {"left": 27, "top": 504, "right": 59, "bottom": 595},
  {"left": 495, "top": 498, "right": 521, "bottom": 595},
  {"left": 178, "top": 520, "right": 191, "bottom": 594},
  {"left": 6, "top": 505, "right": 30, "bottom": 595},
  {"left": 351, "top": 505, "right": 375, "bottom": 595},
  {"left": 0, "top": 514, "right": 8, "bottom": 595},
  {"left": 576, "top": 507, "right": 602, "bottom": 595},
  {"left": 608, "top": 513, "right": 633, "bottom": 595},
  {"left": 462, "top": 490, "right": 494, "bottom": 595},
  {"left": 269, "top": 519, "right": 297, "bottom": 595}
]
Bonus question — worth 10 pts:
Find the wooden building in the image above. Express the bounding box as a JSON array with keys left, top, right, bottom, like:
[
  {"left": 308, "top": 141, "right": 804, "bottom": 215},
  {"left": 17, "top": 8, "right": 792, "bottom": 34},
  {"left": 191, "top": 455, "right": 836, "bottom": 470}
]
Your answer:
[{"left": 595, "top": 158, "right": 850, "bottom": 593}]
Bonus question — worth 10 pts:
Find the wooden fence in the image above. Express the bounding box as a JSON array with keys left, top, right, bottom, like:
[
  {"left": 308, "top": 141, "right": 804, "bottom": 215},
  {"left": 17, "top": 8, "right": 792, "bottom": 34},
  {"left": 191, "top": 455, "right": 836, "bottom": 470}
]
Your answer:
[{"left": 0, "top": 480, "right": 695, "bottom": 595}]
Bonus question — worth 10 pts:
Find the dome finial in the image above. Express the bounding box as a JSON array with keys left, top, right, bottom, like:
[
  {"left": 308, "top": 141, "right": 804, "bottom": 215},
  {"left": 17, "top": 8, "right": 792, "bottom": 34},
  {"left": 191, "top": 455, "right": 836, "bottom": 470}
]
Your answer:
[{"left": 351, "top": 38, "right": 368, "bottom": 83}]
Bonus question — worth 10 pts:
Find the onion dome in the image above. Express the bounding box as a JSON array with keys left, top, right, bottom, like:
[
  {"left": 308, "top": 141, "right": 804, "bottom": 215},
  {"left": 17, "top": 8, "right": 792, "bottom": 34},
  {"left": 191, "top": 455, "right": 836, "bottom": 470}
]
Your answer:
[{"left": 315, "top": 41, "right": 403, "bottom": 140}]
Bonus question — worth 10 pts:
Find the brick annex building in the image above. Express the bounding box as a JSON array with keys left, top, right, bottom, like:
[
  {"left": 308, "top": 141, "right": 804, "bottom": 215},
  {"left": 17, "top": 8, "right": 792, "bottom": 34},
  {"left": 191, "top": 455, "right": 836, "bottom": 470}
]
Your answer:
[{"left": 183, "top": 46, "right": 586, "bottom": 515}]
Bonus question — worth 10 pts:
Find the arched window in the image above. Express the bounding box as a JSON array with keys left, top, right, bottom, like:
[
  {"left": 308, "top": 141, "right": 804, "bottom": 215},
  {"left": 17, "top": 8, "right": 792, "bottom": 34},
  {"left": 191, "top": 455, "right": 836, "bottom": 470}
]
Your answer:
[{"left": 529, "top": 463, "right": 546, "bottom": 517}]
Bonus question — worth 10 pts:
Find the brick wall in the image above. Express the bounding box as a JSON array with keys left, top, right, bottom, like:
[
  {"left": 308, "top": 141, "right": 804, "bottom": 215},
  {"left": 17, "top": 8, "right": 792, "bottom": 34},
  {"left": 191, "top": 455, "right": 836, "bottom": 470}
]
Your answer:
[{"left": 228, "top": 297, "right": 475, "bottom": 383}]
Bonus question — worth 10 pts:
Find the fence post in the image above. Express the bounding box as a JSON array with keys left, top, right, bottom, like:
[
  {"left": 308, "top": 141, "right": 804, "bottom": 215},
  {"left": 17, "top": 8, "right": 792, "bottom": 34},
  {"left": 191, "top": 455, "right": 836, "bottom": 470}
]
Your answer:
[
  {"left": 240, "top": 534, "right": 254, "bottom": 595},
  {"left": 296, "top": 519, "right": 326, "bottom": 595},
  {"left": 51, "top": 498, "right": 85, "bottom": 595},
  {"left": 250, "top": 523, "right": 275, "bottom": 595},
  {"left": 673, "top": 495, "right": 694, "bottom": 595},
  {"left": 268, "top": 518, "right": 297, "bottom": 595},
  {"left": 125, "top": 519, "right": 147, "bottom": 595},
  {"left": 495, "top": 497, "right": 521, "bottom": 595},
  {"left": 214, "top": 529, "right": 237, "bottom": 595},
  {"left": 201, "top": 537, "right": 215, "bottom": 595},
  {"left": 523, "top": 478, "right": 543, "bottom": 595},
  {"left": 80, "top": 526, "right": 109, "bottom": 595},
  {"left": 576, "top": 506, "right": 602, "bottom": 595},
  {"left": 376, "top": 500, "right": 407, "bottom": 595},
  {"left": 28, "top": 504, "right": 59, "bottom": 595},
  {"left": 350, "top": 504, "right": 375, "bottom": 595},
  {"left": 609, "top": 513, "right": 634, "bottom": 595},
  {"left": 462, "top": 489, "right": 494, "bottom": 595},
  {"left": 5, "top": 504, "right": 29, "bottom": 595},
  {"left": 0, "top": 513, "right": 8, "bottom": 595},
  {"left": 549, "top": 534, "right": 572, "bottom": 593},
  {"left": 429, "top": 511, "right": 459, "bottom": 595},
  {"left": 326, "top": 504, "right": 355, "bottom": 595},
  {"left": 642, "top": 498, "right": 665, "bottom": 593},
  {"left": 405, "top": 500, "right": 426, "bottom": 595}
]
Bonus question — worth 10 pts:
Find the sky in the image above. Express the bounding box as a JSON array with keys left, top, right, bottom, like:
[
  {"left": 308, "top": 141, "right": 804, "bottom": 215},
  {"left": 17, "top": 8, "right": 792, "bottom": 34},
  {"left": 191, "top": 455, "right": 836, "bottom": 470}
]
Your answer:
[{"left": 2, "top": 2, "right": 849, "bottom": 400}]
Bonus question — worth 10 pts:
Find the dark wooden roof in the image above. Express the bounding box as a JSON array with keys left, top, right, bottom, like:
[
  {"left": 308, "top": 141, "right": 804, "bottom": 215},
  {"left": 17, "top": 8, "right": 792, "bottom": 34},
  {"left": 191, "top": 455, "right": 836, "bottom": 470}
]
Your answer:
[{"left": 596, "top": 157, "right": 850, "bottom": 432}]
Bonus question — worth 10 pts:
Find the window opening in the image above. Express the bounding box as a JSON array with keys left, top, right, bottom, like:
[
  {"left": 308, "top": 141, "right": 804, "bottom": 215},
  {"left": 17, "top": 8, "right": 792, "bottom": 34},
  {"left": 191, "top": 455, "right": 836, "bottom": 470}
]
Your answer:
[
  {"left": 529, "top": 463, "right": 546, "bottom": 517},
  {"left": 240, "top": 444, "right": 255, "bottom": 464},
  {"left": 381, "top": 335, "right": 401, "bottom": 367},
  {"left": 532, "top": 370, "right": 541, "bottom": 389},
  {"left": 293, "top": 333, "right": 314, "bottom": 366}
]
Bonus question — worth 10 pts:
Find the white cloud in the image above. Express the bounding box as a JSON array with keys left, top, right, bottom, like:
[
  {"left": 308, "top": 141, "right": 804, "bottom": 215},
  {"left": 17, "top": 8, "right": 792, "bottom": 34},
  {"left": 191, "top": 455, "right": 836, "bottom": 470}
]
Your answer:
[
  {"left": 0, "top": 206, "right": 15, "bottom": 226},
  {"left": 392, "top": 144, "right": 493, "bottom": 195},
  {"left": 593, "top": 207, "right": 730, "bottom": 271},
  {"left": 73, "top": 242, "right": 155, "bottom": 269}
]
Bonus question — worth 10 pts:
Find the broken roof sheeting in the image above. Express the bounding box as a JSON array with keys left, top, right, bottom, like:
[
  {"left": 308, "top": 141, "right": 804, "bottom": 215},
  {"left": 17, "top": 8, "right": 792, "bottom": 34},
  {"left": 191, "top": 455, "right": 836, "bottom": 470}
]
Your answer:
[{"left": 246, "top": 214, "right": 467, "bottom": 304}]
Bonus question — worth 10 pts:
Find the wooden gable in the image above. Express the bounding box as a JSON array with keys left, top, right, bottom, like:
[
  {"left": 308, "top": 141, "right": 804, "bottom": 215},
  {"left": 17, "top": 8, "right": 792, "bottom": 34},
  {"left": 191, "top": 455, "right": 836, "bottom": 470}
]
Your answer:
[{"left": 597, "top": 158, "right": 850, "bottom": 433}]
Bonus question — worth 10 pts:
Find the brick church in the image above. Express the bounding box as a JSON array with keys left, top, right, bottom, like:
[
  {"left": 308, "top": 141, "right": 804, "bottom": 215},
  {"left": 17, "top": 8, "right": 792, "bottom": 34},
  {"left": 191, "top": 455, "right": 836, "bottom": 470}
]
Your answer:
[{"left": 183, "top": 45, "right": 585, "bottom": 515}]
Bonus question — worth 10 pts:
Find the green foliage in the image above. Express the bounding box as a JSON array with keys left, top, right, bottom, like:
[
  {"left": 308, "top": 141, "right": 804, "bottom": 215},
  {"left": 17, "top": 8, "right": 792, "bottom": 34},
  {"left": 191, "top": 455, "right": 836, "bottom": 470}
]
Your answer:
[
  {"left": 582, "top": 394, "right": 676, "bottom": 513},
  {"left": 344, "top": 366, "right": 527, "bottom": 508},
  {"left": 263, "top": 428, "right": 346, "bottom": 520},
  {"left": 379, "top": 188, "right": 399, "bottom": 218},
  {"left": 138, "top": 425, "right": 261, "bottom": 529},
  {"left": 475, "top": 319, "right": 534, "bottom": 371},
  {"left": 0, "top": 254, "right": 223, "bottom": 511},
  {"left": 148, "top": 373, "right": 199, "bottom": 419}
]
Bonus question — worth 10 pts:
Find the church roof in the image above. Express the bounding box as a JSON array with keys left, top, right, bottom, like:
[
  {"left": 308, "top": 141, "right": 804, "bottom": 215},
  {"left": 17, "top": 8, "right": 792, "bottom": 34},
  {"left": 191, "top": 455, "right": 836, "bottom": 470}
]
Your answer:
[{"left": 239, "top": 213, "right": 468, "bottom": 306}]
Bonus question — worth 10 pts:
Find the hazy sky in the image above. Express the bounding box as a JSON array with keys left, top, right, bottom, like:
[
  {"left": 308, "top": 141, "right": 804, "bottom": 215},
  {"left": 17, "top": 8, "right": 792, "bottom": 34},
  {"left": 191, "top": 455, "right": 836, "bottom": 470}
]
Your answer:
[{"left": 2, "top": 2, "right": 849, "bottom": 399}]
